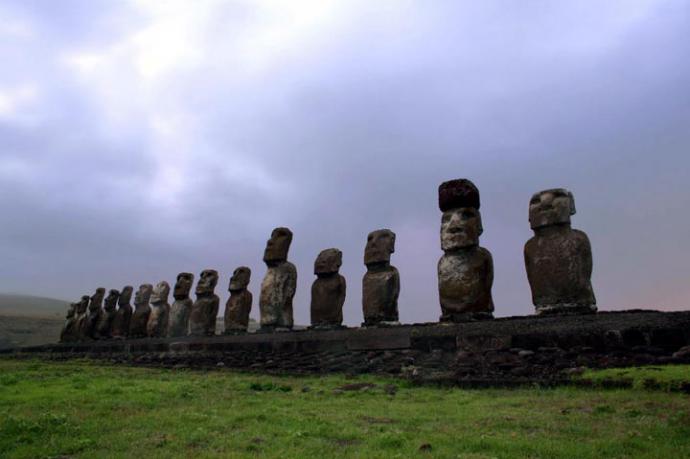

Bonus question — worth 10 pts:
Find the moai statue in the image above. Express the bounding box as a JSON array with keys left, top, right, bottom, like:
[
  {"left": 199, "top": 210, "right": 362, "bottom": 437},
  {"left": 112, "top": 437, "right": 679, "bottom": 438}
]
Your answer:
[
  {"left": 167, "top": 273, "right": 194, "bottom": 337},
  {"left": 95, "top": 289, "right": 120, "bottom": 339},
  {"left": 259, "top": 227, "right": 297, "bottom": 331},
  {"left": 129, "top": 284, "right": 153, "bottom": 338},
  {"left": 524, "top": 188, "right": 596, "bottom": 315},
  {"left": 59, "top": 303, "right": 78, "bottom": 343},
  {"left": 311, "top": 248, "right": 346, "bottom": 329},
  {"left": 111, "top": 286, "right": 133, "bottom": 339},
  {"left": 437, "top": 179, "right": 494, "bottom": 322},
  {"left": 362, "top": 229, "right": 400, "bottom": 326},
  {"left": 147, "top": 281, "right": 170, "bottom": 338},
  {"left": 84, "top": 287, "right": 106, "bottom": 339},
  {"left": 224, "top": 267, "right": 253, "bottom": 334},
  {"left": 74, "top": 295, "right": 91, "bottom": 341},
  {"left": 189, "top": 270, "right": 220, "bottom": 336}
]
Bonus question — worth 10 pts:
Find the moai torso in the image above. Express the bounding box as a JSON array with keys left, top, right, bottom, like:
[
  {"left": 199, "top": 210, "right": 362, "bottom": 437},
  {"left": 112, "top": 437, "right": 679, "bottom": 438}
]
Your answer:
[
  {"left": 129, "top": 284, "right": 153, "bottom": 338},
  {"left": 437, "top": 179, "right": 494, "bottom": 321},
  {"left": 259, "top": 227, "right": 296, "bottom": 330},
  {"left": 95, "top": 289, "right": 119, "bottom": 339},
  {"left": 147, "top": 281, "right": 170, "bottom": 338},
  {"left": 362, "top": 229, "right": 400, "bottom": 326},
  {"left": 168, "top": 273, "right": 194, "bottom": 337},
  {"left": 524, "top": 189, "right": 596, "bottom": 314},
  {"left": 111, "top": 286, "right": 133, "bottom": 338},
  {"left": 189, "top": 270, "right": 220, "bottom": 336},
  {"left": 311, "top": 249, "right": 346, "bottom": 328},
  {"left": 84, "top": 288, "right": 106, "bottom": 339},
  {"left": 59, "top": 303, "right": 78, "bottom": 343},
  {"left": 224, "top": 267, "right": 253, "bottom": 333},
  {"left": 74, "top": 296, "right": 91, "bottom": 341}
]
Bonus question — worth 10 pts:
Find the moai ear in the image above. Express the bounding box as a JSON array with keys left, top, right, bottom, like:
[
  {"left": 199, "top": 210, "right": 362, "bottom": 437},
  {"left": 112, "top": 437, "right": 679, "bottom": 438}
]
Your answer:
[
  {"left": 390, "top": 232, "right": 396, "bottom": 253},
  {"left": 477, "top": 211, "right": 484, "bottom": 236},
  {"left": 568, "top": 191, "right": 576, "bottom": 215}
]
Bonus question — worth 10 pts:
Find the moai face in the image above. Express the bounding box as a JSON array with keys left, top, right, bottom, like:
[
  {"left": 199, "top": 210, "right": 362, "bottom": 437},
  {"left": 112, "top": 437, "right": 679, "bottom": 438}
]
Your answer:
[
  {"left": 134, "top": 284, "right": 153, "bottom": 306},
  {"left": 118, "top": 286, "right": 133, "bottom": 306},
  {"left": 66, "top": 303, "right": 76, "bottom": 319},
  {"left": 441, "top": 207, "right": 483, "bottom": 251},
  {"left": 104, "top": 289, "right": 120, "bottom": 309},
  {"left": 529, "top": 188, "right": 576, "bottom": 230},
  {"left": 150, "top": 281, "right": 170, "bottom": 304},
  {"left": 173, "top": 273, "right": 194, "bottom": 299},
  {"left": 364, "top": 229, "right": 395, "bottom": 265},
  {"left": 77, "top": 295, "right": 90, "bottom": 314},
  {"left": 89, "top": 288, "right": 106, "bottom": 311},
  {"left": 263, "top": 227, "right": 293, "bottom": 263},
  {"left": 229, "top": 267, "right": 251, "bottom": 291},
  {"left": 196, "top": 269, "right": 219, "bottom": 295},
  {"left": 315, "top": 248, "right": 342, "bottom": 275}
]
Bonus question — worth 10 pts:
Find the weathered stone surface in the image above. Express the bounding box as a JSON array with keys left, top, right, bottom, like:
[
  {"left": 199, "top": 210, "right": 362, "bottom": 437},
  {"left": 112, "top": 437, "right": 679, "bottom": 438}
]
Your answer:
[
  {"left": 524, "top": 188, "right": 596, "bottom": 315},
  {"left": 438, "top": 179, "right": 494, "bottom": 322},
  {"left": 73, "top": 295, "right": 90, "bottom": 341},
  {"left": 260, "top": 228, "right": 296, "bottom": 329},
  {"left": 129, "top": 284, "right": 153, "bottom": 338},
  {"left": 59, "top": 303, "right": 78, "bottom": 343},
  {"left": 111, "top": 286, "right": 133, "bottom": 338},
  {"left": 362, "top": 229, "right": 400, "bottom": 325},
  {"left": 83, "top": 288, "right": 105, "bottom": 339},
  {"left": 147, "top": 281, "right": 170, "bottom": 338},
  {"left": 224, "top": 267, "right": 253, "bottom": 333},
  {"left": 311, "top": 249, "right": 346, "bottom": 328},
  {"left": 189, "top": 270, "right": 219, "bottom": 336},
  {"left": 95, "top": 289, "right": 119, "bottom": 339},
  {"left": 168, "top": 273, "right": 194, "bottom": 337}
]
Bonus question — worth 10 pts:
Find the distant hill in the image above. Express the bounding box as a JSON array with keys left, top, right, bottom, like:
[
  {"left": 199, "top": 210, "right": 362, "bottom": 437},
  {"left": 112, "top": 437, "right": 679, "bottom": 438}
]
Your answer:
[
  {"left": 0, "top": 293, "right": 69, "bottom": 318},
  {"left": 0, "top": 293, "right": 69, "bottom": 349}
]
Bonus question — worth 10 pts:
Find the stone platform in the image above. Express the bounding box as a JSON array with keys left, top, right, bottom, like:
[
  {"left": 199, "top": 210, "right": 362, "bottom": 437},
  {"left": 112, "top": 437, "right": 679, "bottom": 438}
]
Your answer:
[{"left": 4, "top": 310, "right": 690, "bottom": 385}]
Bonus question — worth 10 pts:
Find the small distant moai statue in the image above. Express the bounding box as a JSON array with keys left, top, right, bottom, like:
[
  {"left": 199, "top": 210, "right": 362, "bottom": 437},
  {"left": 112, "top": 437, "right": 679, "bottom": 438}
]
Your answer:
[
  {"left": 311, "top": 248, "right": 346, "bottom": 329},
  {"left": 59, "top": 303, "right": 78, "bottom": 343},
  {"left": 362, "top": 229, "right": 400, "bottom": 326},
  {"left": 111, "top": 286, "right": 133, "bottom": 339},
  {"left": 524, "top": 188, "right": 596, "bottom": 315},
  {"left": 259, "top": 227, "right": 297, "bottom": 331},
  {"left": 189, "top": 270, "right": 220, "bottom": 336},
  {"left": 74, "top": 295, "right": 91, "bottom": 341},
  {"left": 95, "top": 289, "right": 119, "bottom": 339},
  {"left": 84, "top": 287, "right": 106, "bottom": 339},
  {"left": 224, "top": 267, "right": 253, "bottom": 334},
  {"left": 437, "top": 179, "right": 494, "bottom": 322},
  {"left": 147, "top": 281, "right": 171, "bottom": 338},
  {"left": 167, "top": 273, "right": 194, "bottom": 337},
  {"left": 129, "top": 284, "right": 153, "bottom": 338}
]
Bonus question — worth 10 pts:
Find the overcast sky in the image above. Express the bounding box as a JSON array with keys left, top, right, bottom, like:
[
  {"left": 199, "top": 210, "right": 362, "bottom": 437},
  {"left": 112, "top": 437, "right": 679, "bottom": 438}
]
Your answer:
[{"left": 1, "top": 0, "right": 688, "bottom": 324}]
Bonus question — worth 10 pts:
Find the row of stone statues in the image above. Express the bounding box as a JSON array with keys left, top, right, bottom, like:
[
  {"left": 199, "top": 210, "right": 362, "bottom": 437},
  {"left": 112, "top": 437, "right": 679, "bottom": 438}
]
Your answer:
[{"left": 60, "top": 179, "right": 596, "bottom": 342}]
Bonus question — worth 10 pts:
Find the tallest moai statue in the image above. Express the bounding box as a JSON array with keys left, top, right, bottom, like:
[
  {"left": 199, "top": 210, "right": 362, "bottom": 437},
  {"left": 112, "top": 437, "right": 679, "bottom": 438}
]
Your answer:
[
  {"left": 259, "top": 227, "right": 297, "bottom": 330},
  {"left": 524, "top": 188, "right": 596, "bottom": 315},
  {"left": 437, "top": 179, "right": 494, "bottom": 322}
]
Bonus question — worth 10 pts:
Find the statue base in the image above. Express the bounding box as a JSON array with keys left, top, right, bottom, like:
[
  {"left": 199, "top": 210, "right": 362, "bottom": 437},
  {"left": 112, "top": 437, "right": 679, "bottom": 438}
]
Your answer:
[
  {"left": 361, "top": 320, "right": 401, "bottom": 328},
  {"left": 440, "top": 312, "right": 494, "bottom": 323},
  {"left": 536, "top": 304, "right": 597, "bottom": 316},
  {"left": 309, "top": 324, "right": 346, "bottom": 331}
]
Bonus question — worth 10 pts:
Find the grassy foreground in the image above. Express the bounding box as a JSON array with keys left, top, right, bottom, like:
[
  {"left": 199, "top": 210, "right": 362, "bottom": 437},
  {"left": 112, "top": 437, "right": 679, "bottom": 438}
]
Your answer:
[{"left": 1, "top": 360, "right": 689, "bottom": 458}]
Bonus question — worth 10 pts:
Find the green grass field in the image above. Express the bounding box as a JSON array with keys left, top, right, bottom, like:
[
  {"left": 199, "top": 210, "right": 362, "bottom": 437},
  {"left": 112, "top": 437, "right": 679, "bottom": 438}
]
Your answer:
[{"left": 1, "top": 360, "right": 689, "bottom": 458}]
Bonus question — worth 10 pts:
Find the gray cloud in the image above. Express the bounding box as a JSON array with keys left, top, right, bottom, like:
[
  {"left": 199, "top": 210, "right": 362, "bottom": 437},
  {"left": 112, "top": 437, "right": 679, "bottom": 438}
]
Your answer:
[{"left": 1, "top": 1, "right": 688, "bottom": 325}]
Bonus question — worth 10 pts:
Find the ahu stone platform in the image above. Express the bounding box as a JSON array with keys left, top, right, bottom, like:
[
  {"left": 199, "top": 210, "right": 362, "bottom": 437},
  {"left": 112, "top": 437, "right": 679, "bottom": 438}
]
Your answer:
[{"left": 4, "top": 310, "right": 690, "bottom": 386}]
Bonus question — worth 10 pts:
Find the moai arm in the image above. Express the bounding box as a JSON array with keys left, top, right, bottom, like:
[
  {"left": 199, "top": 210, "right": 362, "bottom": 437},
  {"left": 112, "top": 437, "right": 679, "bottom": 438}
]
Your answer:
[
  {"left": 338, "top": 275, "right": 347, "bottom": 309},
  {"left": 392, "top": 266, "right": 400, "bottom": 304},
  {"left": 483, "top": 247, "right": 495, "bottom": 312}
]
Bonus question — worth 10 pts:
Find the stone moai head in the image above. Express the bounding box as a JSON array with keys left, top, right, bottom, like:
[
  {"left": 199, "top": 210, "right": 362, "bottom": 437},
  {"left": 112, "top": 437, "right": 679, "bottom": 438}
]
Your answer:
[
  {"left": 66, "top": 303, "right": 76, "bottom": 319},
  {"left": 104, "top": 289, "right": 120, "bottom": 310},
  {"left": 134, "top": 284, "right": 153, "bottom": 306},
  {"left": 315, "top": 248, "right": 342, "bottom": 275},
  {"left": 364, "top": 229, "right": 396, "bottom": 266},
  {"left": 173, "top": 273, "right": 194, "bottom": 300},
  {"left": 118, "top": 286, "right": 133, "bottom": 306},
  {"left": 89, "top": 288, "right": 106, "bottom": 311},
  {"left": 529, "top": 188, "right": 576, "bottom": 230},
  {"left": 77, "top": 295, "right": 90, "bottom": 314},
  {"left": 196, "top": 269, "right": 219, "bottom": 296},
  {"left": 439, "top": 179, "right": 482, "bottom": 251},
  {"left": 229, "top": 267, "right": 251, "bottom": 291},
  {"left": 263, "top": 227, "right": 293, "bottom": 264},
  {"left": 151, "top": 281, "right": 170, "bottom": 305}
]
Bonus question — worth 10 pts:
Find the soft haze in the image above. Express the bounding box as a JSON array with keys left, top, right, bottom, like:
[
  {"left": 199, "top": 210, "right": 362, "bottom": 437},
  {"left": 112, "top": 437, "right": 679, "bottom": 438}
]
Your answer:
[{"left": 1, "top": 0, "right": 688, "bottom": 325}]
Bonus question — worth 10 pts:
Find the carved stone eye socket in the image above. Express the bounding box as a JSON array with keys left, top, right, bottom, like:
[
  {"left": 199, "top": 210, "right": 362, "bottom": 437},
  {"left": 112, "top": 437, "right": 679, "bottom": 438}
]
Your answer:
[
  {"left": 462, "top": 210, "right": 474, "bottom": 219},
  {"left": 530, "top": 197, "right": 540, "bottom": 205}
]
